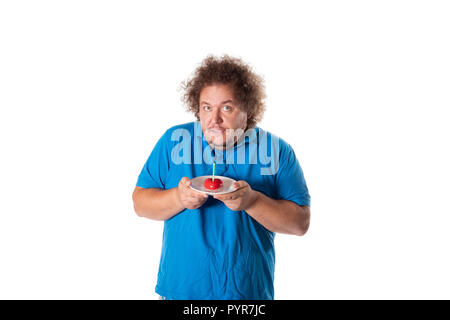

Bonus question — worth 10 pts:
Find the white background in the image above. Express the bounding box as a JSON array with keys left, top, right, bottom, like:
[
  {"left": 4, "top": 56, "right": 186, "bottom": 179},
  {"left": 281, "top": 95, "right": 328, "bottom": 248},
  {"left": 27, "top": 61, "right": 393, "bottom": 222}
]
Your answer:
[{"left": 1, "top": 0, "right": 449, "bottom": 299}]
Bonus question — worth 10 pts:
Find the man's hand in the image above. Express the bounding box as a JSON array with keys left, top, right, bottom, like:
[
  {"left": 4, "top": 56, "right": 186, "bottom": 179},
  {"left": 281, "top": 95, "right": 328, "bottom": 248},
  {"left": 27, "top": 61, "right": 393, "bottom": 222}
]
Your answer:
[
  {"left": 177, "top": 177, "right": 209, "bottom": 210},
  {"left": 213, "top": 180, "right": 258, "bottom": 211}
]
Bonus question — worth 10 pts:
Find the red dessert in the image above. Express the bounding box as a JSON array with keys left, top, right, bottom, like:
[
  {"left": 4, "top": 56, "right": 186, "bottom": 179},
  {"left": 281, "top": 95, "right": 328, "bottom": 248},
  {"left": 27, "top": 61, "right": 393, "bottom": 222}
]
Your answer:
[{"left": 204, "top": 178, "right": 223, "bottom": 190}]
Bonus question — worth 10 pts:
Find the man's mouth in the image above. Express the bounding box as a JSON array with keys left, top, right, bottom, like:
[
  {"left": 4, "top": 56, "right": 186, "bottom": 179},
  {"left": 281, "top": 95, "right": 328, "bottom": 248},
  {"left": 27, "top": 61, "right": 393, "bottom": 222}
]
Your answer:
[{"left": 208, "top": 128, "right": 226, "bottom": 134}]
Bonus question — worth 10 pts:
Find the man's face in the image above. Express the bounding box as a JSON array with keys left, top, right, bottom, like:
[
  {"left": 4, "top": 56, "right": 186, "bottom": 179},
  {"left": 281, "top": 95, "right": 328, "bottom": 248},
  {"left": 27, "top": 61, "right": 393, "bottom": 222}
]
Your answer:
[{"left": 199, "top": 84, "right": 248, "bottom": 149}]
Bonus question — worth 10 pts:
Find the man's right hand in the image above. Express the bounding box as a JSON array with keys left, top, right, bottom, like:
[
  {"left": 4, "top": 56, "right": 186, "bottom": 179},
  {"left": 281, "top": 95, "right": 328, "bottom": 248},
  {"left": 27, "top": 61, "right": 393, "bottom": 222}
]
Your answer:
[{"left": 177, "top": 177, "right": 209, "bottom": 210}]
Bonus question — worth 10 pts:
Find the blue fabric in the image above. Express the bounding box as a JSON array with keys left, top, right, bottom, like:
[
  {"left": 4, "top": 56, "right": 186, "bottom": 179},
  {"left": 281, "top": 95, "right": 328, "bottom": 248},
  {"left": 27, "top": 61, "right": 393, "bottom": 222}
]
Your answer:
[{"left": 136, "top": 122, "right": 310, "bottom": 300}]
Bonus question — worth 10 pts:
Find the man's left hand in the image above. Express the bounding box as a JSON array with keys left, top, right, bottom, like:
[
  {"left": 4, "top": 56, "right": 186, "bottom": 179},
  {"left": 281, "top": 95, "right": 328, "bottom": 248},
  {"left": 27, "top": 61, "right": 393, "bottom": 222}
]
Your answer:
[{"left": 213, "top": 180, "right": 258, "bottom": 211}]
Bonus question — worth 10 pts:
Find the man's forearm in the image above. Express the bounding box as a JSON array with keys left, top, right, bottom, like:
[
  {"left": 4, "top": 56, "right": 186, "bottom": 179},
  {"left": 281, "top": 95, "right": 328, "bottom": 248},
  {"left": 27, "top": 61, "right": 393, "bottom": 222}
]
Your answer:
[
  {"left": 132, "top": 187, "right": 184, "bottom": 221},
  {"left": 246, "top": 191, "right": 310, "bottom": 236}
]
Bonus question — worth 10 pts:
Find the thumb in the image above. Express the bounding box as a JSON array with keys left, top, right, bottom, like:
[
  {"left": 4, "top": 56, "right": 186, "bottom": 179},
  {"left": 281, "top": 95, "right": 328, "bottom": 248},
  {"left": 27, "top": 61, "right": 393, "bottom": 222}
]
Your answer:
[
  {"left": 233, "top": 180, "right": 248, "bottom": 190},
  {"left": 181, "top": 177, "right": 191, "bottom": 186}
]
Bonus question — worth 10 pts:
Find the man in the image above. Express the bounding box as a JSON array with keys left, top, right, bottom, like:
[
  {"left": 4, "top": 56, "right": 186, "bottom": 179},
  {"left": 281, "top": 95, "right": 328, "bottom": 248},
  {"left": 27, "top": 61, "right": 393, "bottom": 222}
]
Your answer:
[{"left": 132, "top": 55, "right": 310, "bottom": 300}]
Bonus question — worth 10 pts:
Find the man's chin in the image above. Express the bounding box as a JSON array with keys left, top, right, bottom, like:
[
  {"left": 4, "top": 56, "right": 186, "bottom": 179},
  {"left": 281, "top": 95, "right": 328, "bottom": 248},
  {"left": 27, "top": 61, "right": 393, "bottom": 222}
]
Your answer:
[
  {"left": 206, "top": 135, "right": 224, "bottom": 145},
  {"left": 206, "top": 132, "right": 243, "bottom": 149},
  {"left": 209, "top": 139, "right": 226, "bottom": 148},
  {"left": 209, "top": 139, "right": 238, "bottom": 150}
]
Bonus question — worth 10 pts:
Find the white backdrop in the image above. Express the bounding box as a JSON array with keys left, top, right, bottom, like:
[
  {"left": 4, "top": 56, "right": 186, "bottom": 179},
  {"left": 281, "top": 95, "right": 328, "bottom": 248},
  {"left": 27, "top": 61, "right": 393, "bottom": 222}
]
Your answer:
[{"left": 1, "top": 0, "right": 449, "bottom": 299}]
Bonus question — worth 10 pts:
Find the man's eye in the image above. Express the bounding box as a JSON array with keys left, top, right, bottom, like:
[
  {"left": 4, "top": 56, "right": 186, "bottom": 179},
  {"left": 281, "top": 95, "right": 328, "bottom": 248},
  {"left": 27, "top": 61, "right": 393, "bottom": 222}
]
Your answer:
[
  {"left": 223, "top": 105, "right": 232, "bottom": 111},
  {"left": 203, "top": 106, "right": 211, "bottom": 111}
]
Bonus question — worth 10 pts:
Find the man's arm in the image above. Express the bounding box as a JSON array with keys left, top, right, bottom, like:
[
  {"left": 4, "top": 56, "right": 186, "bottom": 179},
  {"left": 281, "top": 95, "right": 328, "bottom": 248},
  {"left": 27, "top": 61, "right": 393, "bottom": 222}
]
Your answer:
[
  {"left": 246, "top": 191, "right": 310, "bottom": 236},
  {"left": 132, "top": 187, "right": 183, "bottom": 221},
  {"left": 213, "top": 181, "right": 310, "bottom": 236},
  {"left": 132, "top": 177, "right": 208, "bottom": 221}
]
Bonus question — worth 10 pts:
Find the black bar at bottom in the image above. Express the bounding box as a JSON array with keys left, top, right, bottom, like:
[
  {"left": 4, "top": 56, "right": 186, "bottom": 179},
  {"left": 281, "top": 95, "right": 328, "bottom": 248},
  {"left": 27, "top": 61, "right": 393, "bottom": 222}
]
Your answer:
[{"left": 0, "top": 300, "right": 443, "bottom": 319}]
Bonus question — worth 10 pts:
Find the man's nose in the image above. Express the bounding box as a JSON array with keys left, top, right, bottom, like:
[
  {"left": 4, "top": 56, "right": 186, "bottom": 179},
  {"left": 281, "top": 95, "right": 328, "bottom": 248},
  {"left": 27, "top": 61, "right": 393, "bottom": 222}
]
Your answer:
[{"left": 212, "top": 108, "right": 223, "bottom": 124}]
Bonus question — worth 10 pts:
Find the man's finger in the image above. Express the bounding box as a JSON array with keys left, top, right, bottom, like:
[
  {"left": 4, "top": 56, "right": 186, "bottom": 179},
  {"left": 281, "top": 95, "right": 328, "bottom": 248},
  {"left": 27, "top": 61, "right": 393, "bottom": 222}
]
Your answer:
[
  {"left": 215, "top": 186, "right": 240, "bottom": 199},
  {"left": 180, "top": 177, "right": 191, "bottom": 187},
  {"left": 214, "top": 192, "right": 237, "bottom": 200},
  {"left": 233, "top": 180, "right": 248, "bottom": 190},
  {"left": 213, "top": 194, "right": 225, "bottom": 201},
  {"left": 199, "top": 193, "right": 209, "bottom": 200},
  {"left": 187, "top": 188, "right": 208, "bottom": 198}
]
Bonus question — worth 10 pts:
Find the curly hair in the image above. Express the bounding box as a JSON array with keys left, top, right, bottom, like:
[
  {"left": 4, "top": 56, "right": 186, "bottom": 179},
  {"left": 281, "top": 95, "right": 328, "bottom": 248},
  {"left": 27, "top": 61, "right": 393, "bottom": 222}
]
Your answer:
[{"left": 181, "top": 55, "right": 266, "bottom": 129}]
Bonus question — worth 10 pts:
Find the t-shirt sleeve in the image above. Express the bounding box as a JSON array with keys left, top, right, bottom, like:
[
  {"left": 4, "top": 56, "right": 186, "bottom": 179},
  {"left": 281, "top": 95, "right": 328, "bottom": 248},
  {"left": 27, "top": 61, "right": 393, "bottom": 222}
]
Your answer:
[
  {"left": 275, "top": 142, "right": 311, "bottom": 207},
  {"left": 136, "top": 130, "right": 171, "bottom": 189}
]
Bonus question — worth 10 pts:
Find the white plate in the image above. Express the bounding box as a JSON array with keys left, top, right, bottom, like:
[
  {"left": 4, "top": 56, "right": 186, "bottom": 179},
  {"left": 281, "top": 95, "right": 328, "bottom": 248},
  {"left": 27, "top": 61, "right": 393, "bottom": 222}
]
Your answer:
[{"left": 189, "top": 175, "right": 237, "bottom": 195}]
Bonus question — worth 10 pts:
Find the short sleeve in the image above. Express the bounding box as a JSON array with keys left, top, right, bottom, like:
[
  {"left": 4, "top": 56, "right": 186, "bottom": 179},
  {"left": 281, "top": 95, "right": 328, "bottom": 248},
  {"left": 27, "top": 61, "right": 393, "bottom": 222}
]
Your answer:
[
  {"left": 275, "top": 142, "right": 311, "bottom": 207},
  {"left": 136, "top": 130, "right": 171, "bottom": 189}
]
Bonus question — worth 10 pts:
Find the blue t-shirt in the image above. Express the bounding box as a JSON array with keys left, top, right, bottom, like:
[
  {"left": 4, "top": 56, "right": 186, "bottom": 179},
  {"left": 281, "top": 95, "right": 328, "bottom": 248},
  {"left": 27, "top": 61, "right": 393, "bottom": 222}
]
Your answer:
[{"left": 136, "top": 121, "right": 310, "bottom": 300}]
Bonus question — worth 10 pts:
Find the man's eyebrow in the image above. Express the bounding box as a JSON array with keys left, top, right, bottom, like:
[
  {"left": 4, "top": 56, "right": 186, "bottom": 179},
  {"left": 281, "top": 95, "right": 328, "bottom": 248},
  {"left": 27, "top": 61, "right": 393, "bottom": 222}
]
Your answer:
[{"left": 200, "top": 100, "right": 234, "bottom": 105}]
